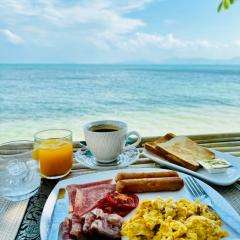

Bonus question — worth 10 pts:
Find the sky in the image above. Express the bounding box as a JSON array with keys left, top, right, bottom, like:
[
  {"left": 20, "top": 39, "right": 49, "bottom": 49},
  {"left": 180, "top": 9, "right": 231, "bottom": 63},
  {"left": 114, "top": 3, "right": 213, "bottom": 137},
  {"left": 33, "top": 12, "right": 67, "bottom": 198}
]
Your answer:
[{"left": 0, "top": 0, "right": 240, "bottom": 63}]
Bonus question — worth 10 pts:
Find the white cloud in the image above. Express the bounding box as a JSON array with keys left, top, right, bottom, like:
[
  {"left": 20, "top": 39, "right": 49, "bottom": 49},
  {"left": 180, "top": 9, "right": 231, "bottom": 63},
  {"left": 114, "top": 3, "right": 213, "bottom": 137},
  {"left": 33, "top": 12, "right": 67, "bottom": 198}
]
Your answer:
[
  {"left": 108, "top": 0, "right": 153, "bottom": 13},
  {"left": 0, "top": 29, "right": 24, "bottom": 45},
  {"left": 97, "top": 32, "right": 218, "bottom": 50},
  {"left": 188, "top": 40, "right": 212, "bottom": 48},
  {"left": 0, "top": 0, "right": 240, "bottom": 62},
  {"left": 118, "top": 32, "right": 234, "bottom": 51},
  {"left": 233, "top": 40, "right": 240, "bottom": 47},
  {"left": 1, "top": 0, "right": 233, "bottom": 51},
  {"left": 1, "top": 0, "right": 146, "bottom": 34},
  {"left": 3, "top": 0, "right": 152, "bottom": 16},
  {"left": 133, "top": 32, "right": 186, "bottom": 48}
]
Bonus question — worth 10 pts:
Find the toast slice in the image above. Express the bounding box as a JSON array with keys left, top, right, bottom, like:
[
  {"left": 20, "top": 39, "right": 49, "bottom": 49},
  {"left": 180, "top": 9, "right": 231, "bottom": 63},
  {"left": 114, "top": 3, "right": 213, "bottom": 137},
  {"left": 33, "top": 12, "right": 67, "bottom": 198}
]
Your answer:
[{"left": 144, "top": 133, "right": 215, "bottom": 171}]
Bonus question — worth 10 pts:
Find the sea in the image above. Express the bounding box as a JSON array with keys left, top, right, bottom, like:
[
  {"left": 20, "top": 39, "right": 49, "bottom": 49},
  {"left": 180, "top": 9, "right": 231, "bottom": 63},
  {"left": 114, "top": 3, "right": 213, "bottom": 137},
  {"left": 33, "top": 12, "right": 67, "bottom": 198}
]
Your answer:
[{"left": 0, "top": 64, "right": 240, "bottom": 143}]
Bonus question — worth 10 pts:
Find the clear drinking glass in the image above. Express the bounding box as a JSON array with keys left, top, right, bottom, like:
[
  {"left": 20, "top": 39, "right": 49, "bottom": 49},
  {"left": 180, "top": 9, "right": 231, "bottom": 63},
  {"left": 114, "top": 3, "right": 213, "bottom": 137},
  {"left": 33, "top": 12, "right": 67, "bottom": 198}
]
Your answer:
[
  {"left": 34, "top": 129, "right": 73, "bottom": 179},
  {"left": 0, "top": 141, "right": 41, "bottom": 201}
]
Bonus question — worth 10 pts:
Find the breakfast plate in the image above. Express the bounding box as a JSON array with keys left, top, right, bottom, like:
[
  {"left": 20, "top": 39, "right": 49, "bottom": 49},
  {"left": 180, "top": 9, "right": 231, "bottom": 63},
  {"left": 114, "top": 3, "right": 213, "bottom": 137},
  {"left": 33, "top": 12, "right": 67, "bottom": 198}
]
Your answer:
[
  {"left": 143, "top": 149, "right": 240, "bottom": 186},
  {"left": 40, "top": 168, "right": 240, "bottom": 240}
]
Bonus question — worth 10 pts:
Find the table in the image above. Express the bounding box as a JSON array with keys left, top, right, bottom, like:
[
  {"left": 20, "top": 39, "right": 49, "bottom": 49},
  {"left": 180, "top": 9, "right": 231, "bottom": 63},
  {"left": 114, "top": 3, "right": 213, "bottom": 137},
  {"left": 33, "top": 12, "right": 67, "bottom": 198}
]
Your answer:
[{"left": 3, "top": 133, "right": 240, "bottom": 240}]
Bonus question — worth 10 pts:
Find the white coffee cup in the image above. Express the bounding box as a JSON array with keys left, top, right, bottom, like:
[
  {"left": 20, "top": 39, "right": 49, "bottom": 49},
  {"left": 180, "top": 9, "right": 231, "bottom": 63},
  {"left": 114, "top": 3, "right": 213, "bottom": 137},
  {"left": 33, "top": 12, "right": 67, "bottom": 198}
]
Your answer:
[{"left": 84, "top": 120, "right": 141, "bottom": 163}]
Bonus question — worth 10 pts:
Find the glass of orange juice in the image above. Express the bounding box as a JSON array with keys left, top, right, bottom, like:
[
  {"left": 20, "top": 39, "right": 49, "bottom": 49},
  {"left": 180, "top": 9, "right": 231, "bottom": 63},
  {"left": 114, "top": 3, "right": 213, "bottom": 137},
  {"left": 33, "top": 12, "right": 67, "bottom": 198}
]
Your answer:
[{"left": 34, "top": 129, "right": 73, "bottom": 179}]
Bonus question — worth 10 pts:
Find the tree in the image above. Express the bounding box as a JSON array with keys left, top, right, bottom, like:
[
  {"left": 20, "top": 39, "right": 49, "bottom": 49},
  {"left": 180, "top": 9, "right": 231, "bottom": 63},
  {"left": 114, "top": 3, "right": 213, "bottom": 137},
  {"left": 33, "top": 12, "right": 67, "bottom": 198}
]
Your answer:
[{"left": 218, "top": 0, "right": 235, "bottom": 12}]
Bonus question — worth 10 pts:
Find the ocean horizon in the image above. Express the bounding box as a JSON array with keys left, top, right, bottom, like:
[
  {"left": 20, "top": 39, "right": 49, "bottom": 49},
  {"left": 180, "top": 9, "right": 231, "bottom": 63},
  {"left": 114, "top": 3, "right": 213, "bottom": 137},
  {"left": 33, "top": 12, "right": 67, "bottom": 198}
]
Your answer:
[{"left": 0, "top": 64, "right": 240, "bottom": 143}]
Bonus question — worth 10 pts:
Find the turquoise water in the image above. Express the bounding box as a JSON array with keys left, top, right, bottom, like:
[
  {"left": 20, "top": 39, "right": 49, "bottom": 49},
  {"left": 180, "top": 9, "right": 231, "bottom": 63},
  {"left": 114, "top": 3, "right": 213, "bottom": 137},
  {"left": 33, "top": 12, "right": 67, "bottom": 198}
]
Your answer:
[{"left": 0, "top": 64, "right": 240, "bottom": 143}]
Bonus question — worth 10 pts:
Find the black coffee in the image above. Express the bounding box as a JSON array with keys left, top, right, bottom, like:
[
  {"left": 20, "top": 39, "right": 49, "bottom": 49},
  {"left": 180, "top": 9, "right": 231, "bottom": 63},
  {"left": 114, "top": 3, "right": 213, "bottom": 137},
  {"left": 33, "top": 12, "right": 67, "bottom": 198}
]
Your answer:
[
  {"left": 89, "top": 124, "right": 120, "bottom": 132},
  {"left": 93, "top": 128, "right": 118, "bottom": 132}
]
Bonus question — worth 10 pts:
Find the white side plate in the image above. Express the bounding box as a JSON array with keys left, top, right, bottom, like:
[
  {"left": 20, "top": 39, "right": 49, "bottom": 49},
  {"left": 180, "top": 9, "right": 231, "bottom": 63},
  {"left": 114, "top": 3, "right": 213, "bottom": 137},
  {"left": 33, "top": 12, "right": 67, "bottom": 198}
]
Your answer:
[
  {"left": 143, "top": 149, "right": 240, "bottom": 186},
  {"left": 40, "top": 168, "right": 240, "bottom": 240}
]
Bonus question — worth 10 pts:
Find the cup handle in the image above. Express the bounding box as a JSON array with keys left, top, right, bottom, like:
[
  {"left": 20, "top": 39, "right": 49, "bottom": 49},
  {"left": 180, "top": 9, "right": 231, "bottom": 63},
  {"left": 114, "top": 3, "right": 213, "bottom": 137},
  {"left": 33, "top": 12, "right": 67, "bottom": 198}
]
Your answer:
[{"left": 124, "top": 130, "right": 141, "bottom": 150}]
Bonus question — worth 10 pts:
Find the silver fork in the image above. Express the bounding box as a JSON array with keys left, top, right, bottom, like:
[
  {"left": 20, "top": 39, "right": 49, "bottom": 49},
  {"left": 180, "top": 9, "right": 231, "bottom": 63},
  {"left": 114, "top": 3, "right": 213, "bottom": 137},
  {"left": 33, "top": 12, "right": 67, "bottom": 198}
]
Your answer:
[{"left": 184, "top": 176, "right": 240, "bottom": 236}]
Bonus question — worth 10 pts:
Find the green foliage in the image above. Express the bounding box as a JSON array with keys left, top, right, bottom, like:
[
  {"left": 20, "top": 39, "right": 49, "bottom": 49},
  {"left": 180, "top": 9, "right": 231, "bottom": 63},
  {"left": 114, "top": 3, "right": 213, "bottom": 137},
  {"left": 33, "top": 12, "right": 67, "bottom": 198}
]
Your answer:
[{"left": 218, "top": 0, "right": 235, "bottom": 12}]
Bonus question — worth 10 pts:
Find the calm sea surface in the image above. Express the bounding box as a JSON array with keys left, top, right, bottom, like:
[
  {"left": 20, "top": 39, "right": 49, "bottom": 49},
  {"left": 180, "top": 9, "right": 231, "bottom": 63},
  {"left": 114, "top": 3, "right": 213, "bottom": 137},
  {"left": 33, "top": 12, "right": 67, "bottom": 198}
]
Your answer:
[{"left": 0, "top": 64, "right": 240, "bottom": 143}]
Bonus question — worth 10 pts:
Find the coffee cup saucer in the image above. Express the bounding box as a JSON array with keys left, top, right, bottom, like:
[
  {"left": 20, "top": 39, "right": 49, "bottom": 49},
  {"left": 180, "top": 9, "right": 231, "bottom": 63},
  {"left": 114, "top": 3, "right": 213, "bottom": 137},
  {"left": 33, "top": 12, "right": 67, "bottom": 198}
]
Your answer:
[{"left": 74, "top": 147, "right": 139, "bottom": 170}]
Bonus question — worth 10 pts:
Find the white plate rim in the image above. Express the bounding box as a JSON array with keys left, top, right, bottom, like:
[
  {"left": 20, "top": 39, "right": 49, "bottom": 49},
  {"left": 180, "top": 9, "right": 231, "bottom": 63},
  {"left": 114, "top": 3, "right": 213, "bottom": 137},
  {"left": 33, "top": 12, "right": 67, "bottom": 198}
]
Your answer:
[
  {"left": 143, "top": 149, "right": 240, "bottom": 186},
  {"left": 40, "top": 167, "right": 240, "bottom": 240}
]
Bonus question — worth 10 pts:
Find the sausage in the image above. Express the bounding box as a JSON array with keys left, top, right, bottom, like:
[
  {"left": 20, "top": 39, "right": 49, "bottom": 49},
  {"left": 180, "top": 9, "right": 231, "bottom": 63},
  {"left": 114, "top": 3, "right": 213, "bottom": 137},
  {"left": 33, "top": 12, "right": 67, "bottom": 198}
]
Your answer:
[
  {"left": 115, "top": 171, "right": 179, "bottom": 182},
  {"left": 116, "top": 177, "right": 184, "bottom": 193}
]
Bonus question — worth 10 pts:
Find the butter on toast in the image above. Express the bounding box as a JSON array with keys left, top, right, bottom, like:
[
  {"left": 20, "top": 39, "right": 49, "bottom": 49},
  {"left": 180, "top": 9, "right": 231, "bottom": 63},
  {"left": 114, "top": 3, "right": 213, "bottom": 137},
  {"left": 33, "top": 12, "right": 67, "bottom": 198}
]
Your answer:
[{"left": 144, "top": 133, "right": 215, "bottom": 171}]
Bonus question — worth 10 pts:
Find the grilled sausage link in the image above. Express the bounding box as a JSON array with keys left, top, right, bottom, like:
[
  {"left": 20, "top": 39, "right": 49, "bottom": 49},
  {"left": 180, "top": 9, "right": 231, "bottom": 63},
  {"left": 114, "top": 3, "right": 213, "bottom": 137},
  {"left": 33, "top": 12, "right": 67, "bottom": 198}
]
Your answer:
[
  {"left": 115, "top": 171, "right": 179, "bottom": 182},
  {"left": 116, "top": 177, "right": 184, "bottom": 193}
]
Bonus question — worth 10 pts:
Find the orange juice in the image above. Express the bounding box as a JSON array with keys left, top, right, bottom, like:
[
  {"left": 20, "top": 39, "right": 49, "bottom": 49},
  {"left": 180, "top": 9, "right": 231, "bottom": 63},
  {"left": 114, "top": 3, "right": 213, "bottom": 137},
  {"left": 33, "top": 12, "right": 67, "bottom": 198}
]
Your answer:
[{"left": 38, "top": 139, "right": 73, "bottom": 178}]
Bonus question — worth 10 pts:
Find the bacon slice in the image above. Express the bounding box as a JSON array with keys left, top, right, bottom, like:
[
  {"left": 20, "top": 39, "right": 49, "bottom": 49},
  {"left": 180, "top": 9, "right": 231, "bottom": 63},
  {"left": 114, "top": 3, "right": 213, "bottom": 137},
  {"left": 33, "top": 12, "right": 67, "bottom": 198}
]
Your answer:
[
  {"left": 74, "top": 184, "right": 115, "bottom": 217},
  {"left": 66, "top": 179, "right": 112, "bottom": 212}
]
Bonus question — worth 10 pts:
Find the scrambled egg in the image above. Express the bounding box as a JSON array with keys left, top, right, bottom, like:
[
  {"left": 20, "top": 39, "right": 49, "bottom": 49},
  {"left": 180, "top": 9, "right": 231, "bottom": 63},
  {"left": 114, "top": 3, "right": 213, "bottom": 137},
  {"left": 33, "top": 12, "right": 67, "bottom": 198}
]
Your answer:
[{"left": 121, "top": 197, "right": 228, "bottom": 240}]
